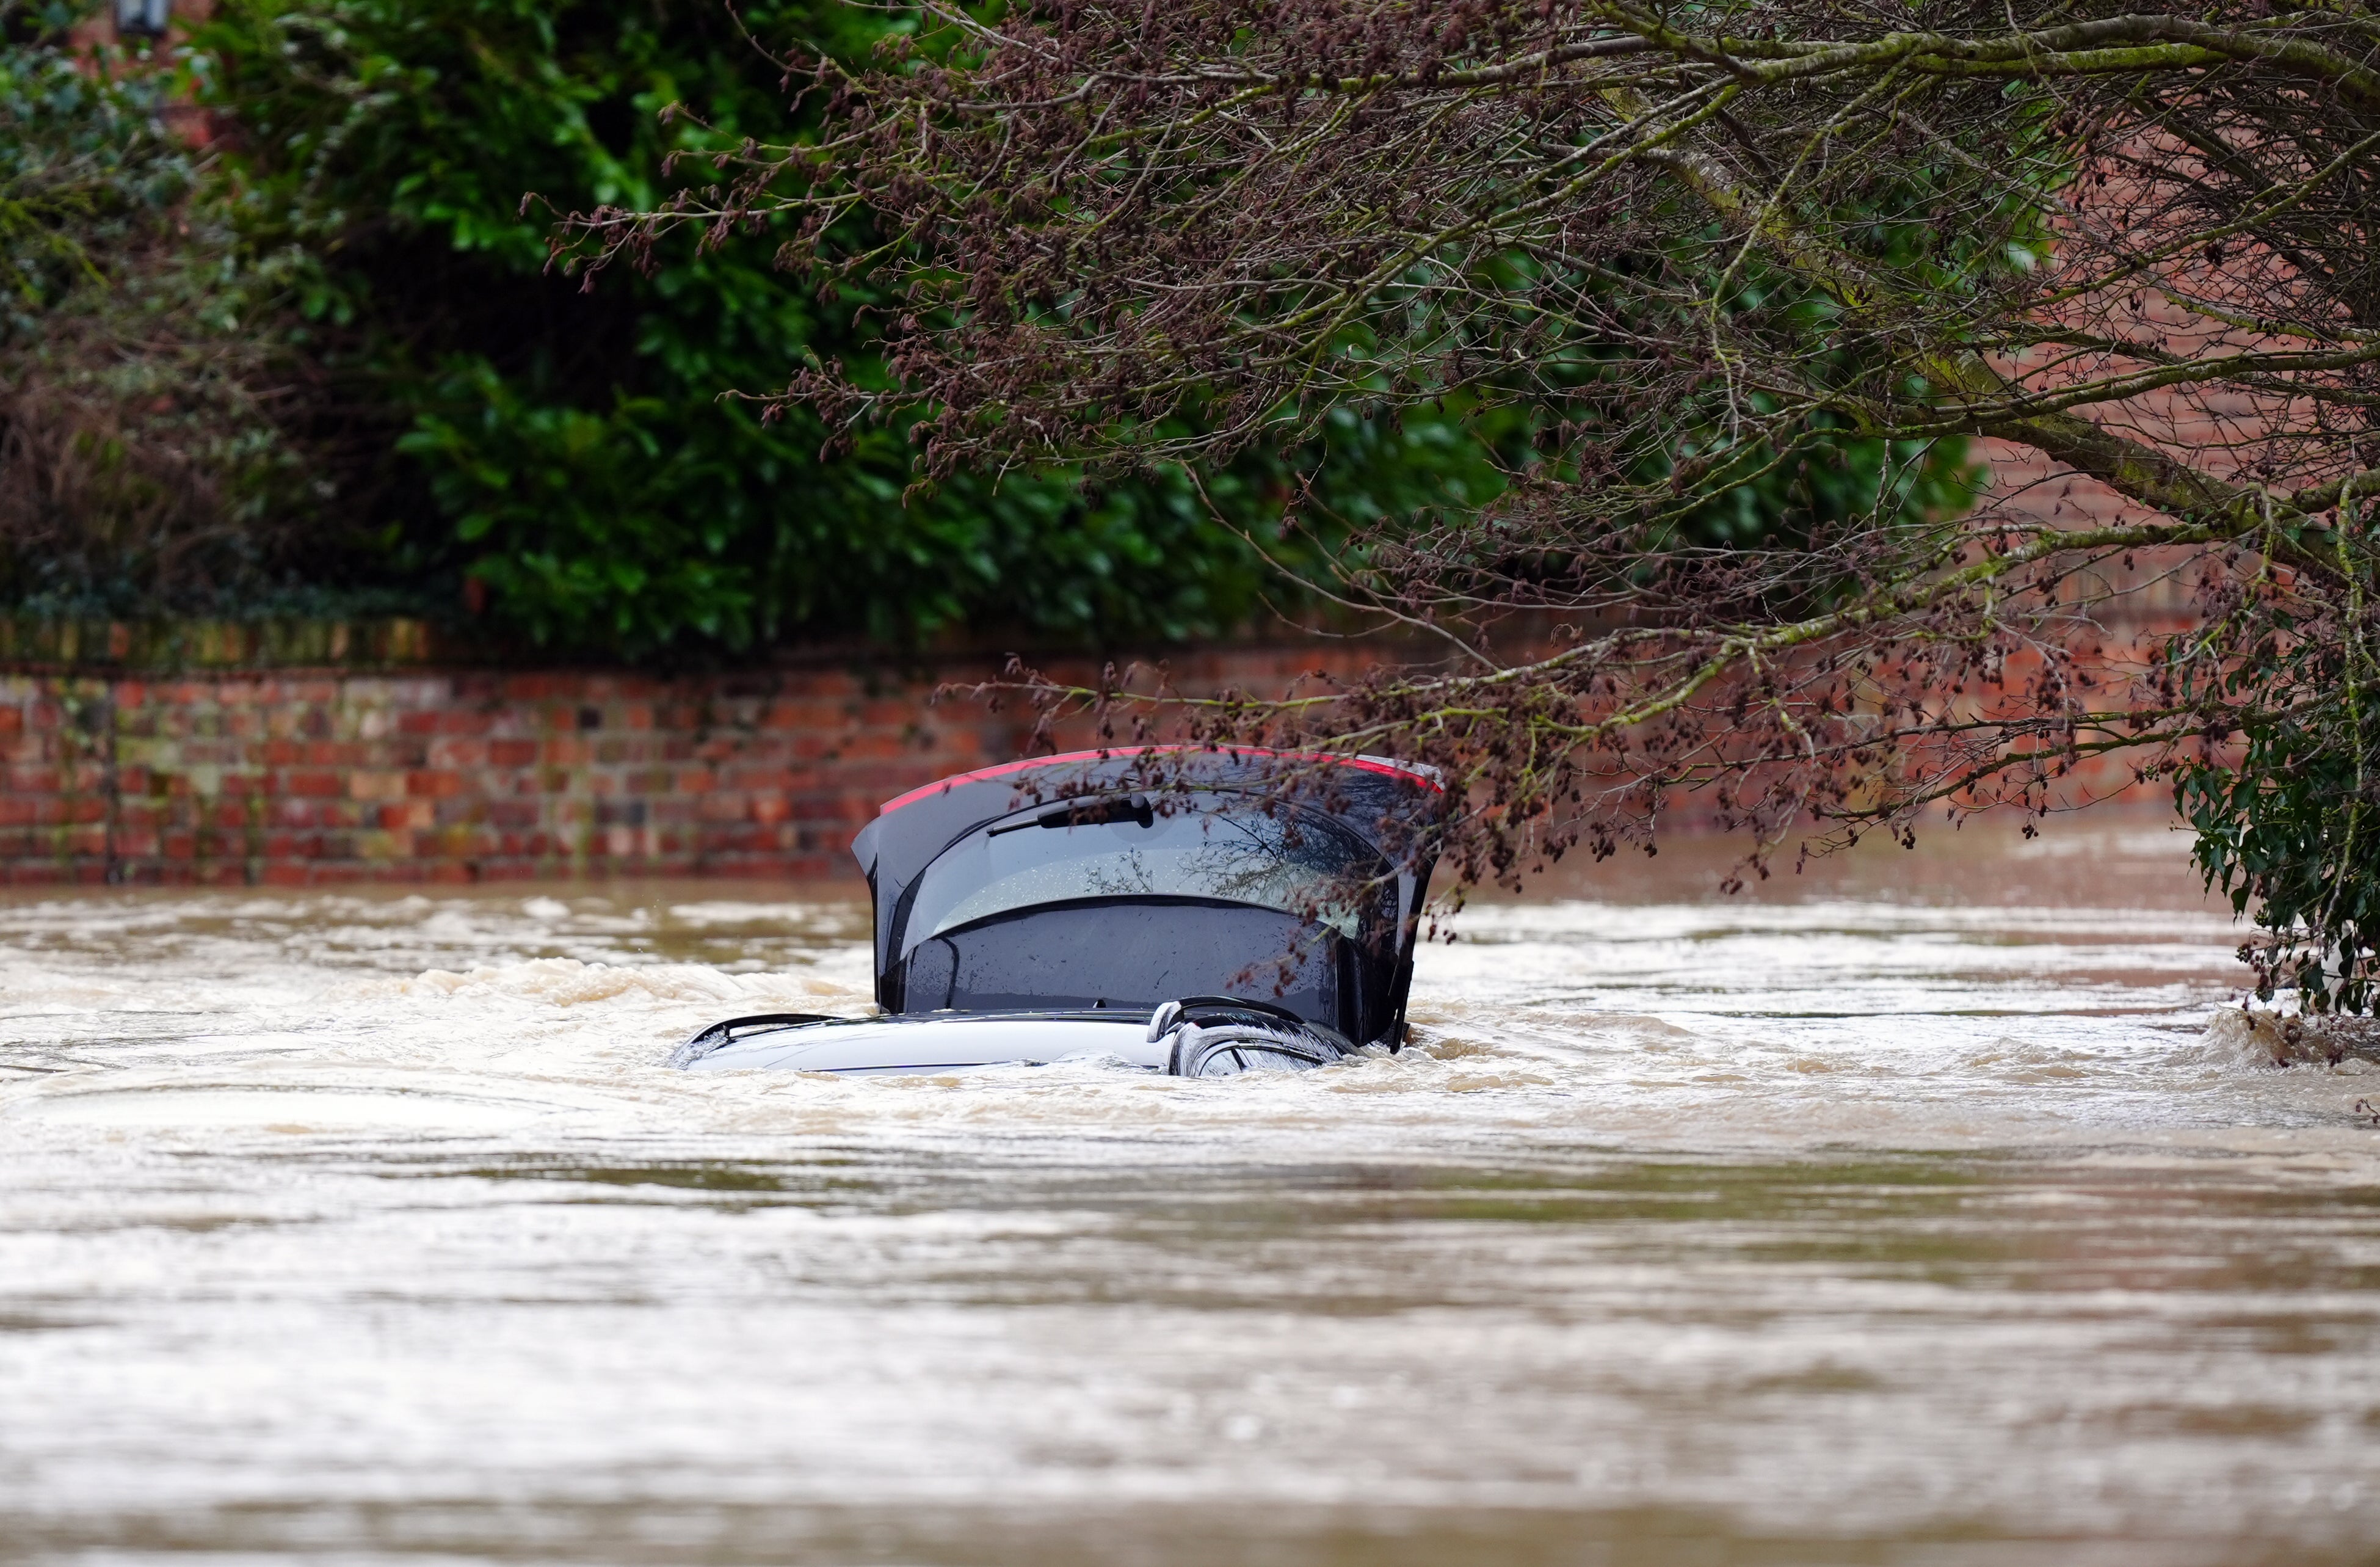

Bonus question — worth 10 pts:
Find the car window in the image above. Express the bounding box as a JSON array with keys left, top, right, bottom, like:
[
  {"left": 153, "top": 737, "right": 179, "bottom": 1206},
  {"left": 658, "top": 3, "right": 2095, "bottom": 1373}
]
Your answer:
[
  {"left": 902, "top": 798, "right": 1387, "bottom": 956},
  {"left": 1185, "top": 1044, "right": 1325, "bottom": 1077}
]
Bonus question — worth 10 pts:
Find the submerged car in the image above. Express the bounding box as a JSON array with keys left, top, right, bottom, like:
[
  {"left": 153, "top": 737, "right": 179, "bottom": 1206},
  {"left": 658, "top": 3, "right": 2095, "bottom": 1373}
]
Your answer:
[{"left": 674, "top": 746, "right": 1444, "bottom": 1077}]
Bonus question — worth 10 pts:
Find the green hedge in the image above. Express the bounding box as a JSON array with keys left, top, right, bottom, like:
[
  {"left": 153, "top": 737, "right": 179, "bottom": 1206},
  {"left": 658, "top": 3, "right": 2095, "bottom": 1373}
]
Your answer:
[{"left": 178, "top": 0, "right": 1510, "bottom": 657}]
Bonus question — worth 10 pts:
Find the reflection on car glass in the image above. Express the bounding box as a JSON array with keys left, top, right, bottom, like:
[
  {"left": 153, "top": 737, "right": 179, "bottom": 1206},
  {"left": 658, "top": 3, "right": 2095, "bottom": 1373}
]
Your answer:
[{"left": 904, "top": 800, "right": 1384, "bottom": 952}]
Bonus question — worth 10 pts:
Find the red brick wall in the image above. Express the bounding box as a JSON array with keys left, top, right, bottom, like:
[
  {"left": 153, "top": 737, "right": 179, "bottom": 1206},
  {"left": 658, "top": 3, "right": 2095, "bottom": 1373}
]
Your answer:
[
  {"left": 0, "top": 646, "right": 1397, "bottom": 887},
  {"left": 0, "top": 625, "right": 2183, "bottom": 887}
]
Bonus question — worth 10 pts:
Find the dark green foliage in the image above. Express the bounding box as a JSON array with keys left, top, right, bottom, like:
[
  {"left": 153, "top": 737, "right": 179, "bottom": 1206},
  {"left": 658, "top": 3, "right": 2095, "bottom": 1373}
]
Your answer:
[
  {"left": 182, "top": 0, "right": 1503, "bottom": 655},
  {"left": 2178, "top": 526, "right": 2380, "bottom": 1015},
  {"left": 187, "top": 0, "right": 1967, "bottom": 656}
]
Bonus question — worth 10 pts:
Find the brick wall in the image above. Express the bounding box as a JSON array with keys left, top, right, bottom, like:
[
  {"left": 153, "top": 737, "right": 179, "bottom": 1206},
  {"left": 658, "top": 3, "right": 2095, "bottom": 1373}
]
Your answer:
[
  {"left": 0, "top": 644, "right": 1400, "bottom": 887},
  {"left": 0, "top": 620, "right": 2184, "bottom": 887}
]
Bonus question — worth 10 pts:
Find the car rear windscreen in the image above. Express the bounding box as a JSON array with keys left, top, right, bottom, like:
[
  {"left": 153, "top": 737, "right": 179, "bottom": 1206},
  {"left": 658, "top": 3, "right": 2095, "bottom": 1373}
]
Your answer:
[{"left": 899, "top": 795, "right": 1388, "bottom": 958}]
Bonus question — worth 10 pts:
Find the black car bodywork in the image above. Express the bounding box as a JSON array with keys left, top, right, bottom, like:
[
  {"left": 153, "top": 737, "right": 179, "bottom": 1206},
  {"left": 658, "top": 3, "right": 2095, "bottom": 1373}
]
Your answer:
[{"left": 675, "top": 746, "right": 1443, "bottom": 1077}]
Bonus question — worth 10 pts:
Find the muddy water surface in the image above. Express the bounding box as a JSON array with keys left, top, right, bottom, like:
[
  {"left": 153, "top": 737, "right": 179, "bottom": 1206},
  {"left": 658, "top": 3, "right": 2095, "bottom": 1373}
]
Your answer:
[{"left": 3, "top": 825, "right": 2378, "bottom": 1566}]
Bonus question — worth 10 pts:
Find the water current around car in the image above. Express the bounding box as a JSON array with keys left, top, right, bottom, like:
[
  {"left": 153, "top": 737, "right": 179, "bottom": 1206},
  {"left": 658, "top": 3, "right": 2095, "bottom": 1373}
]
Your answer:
[{"left": 3, "top": 823, "right": 2376, "bottom": 1566}]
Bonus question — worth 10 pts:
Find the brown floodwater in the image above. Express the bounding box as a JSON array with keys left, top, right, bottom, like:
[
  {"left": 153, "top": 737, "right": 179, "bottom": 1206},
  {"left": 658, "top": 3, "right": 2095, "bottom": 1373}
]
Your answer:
[{"left": 2, "top": 821, "right": 2376, "bottom": 1566}]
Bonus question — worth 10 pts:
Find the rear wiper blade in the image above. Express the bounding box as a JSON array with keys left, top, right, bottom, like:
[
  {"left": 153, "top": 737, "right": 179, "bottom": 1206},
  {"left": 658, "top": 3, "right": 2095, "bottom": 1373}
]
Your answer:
[{"left": 987, "top": 793, "right": 1156, "bottom": 836}]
